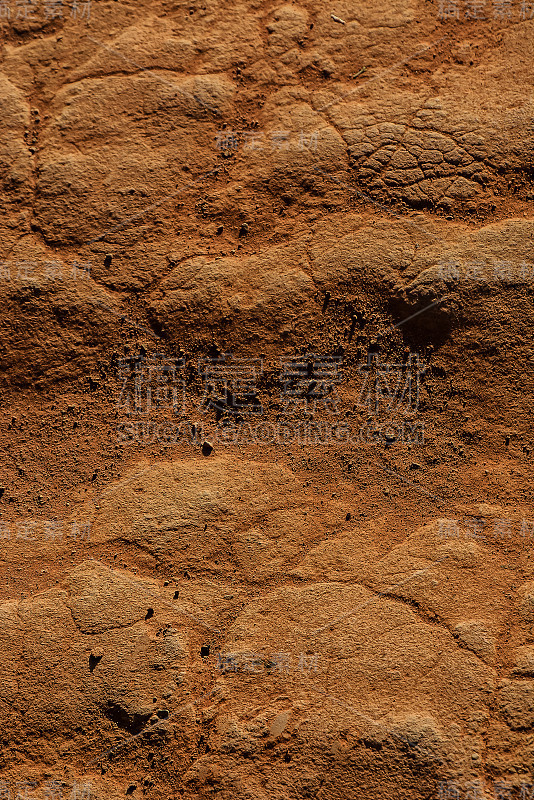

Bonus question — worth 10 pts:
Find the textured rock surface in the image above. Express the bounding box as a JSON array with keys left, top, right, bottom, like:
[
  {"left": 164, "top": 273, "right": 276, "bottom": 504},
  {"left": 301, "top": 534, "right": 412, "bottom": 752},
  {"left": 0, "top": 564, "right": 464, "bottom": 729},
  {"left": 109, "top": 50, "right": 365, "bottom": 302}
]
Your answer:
[{"left": 1, "top": 0, "right": 534, "bottom": 798}]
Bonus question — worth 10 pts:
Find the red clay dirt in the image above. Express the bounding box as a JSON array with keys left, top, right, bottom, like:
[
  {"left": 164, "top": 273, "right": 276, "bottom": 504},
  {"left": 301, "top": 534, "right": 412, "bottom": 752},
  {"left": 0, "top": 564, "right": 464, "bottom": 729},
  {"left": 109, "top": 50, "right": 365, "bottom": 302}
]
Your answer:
[{"left": 0, "top": 1, "right": 534, "bottom": 799}]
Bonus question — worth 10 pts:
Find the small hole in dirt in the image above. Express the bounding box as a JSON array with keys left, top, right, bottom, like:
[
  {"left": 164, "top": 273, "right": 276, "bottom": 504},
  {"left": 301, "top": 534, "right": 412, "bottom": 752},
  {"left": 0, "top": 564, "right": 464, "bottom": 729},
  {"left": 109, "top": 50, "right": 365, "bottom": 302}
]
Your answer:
[
  {"left": 89, "top": 654, "right": 102, "bottom": 673},
  {"left": 173, "top": 590, "right": 179, "bottom": 599},
  {"left": 200, "top": 645, "right": 210, "bottom": 658},
  {"left": 126, "top": 785, "right": 136, "bottom": 795},
  {"left": 145, "top": 608, "right": 154, "bottom": 620},
  {"left": 284, "top": 752, "right": 291, "bottom": 762}
]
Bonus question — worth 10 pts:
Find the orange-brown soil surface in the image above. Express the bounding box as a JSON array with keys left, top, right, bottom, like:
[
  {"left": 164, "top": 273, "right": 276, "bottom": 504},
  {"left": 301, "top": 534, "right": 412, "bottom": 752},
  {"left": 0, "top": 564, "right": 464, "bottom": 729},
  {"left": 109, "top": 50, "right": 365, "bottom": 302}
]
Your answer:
[{"left": 1, "top": 1, "right": 534, "bottom": 798}]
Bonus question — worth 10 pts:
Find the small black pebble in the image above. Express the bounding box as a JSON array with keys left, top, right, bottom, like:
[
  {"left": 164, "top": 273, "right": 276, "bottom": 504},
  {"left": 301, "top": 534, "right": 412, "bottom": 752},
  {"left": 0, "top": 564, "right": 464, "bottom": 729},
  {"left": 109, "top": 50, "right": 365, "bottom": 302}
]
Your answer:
[
  {"left": 201, "top": 645, "right": 210, "bottom": 658},
  {"left": 238, "top": 223, "right": 249, "bottom": 237},
  {"left": 216, "top": 225, "right": 223, "bottom": 235},
  {"left": 126, "top": 785, "right": 136, "bottom": 795},
  {"left": 202, "top": 441, "right": 213, "bottom": 457},
  {"left": 145, "top": 608, "right": 154, "bottom": 620},
  {"left": 345, "top": 513, "right": 351, "bottom": 521},
  {"left": 173, "top": 590, "right": 179, "bottom": 599},
  {"left": 104, "top": 254, "right": 112, "bottom": 267},
  {"left": 157, "top": 709, "right": 169, "bottom": 719}
]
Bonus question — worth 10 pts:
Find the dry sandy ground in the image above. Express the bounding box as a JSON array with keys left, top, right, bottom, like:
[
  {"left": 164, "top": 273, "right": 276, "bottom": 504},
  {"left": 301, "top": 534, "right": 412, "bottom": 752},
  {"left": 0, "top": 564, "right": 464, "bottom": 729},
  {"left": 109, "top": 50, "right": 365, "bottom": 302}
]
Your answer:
[{"left": 0, "top": 1, "right": 534, "bottom": 798}]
